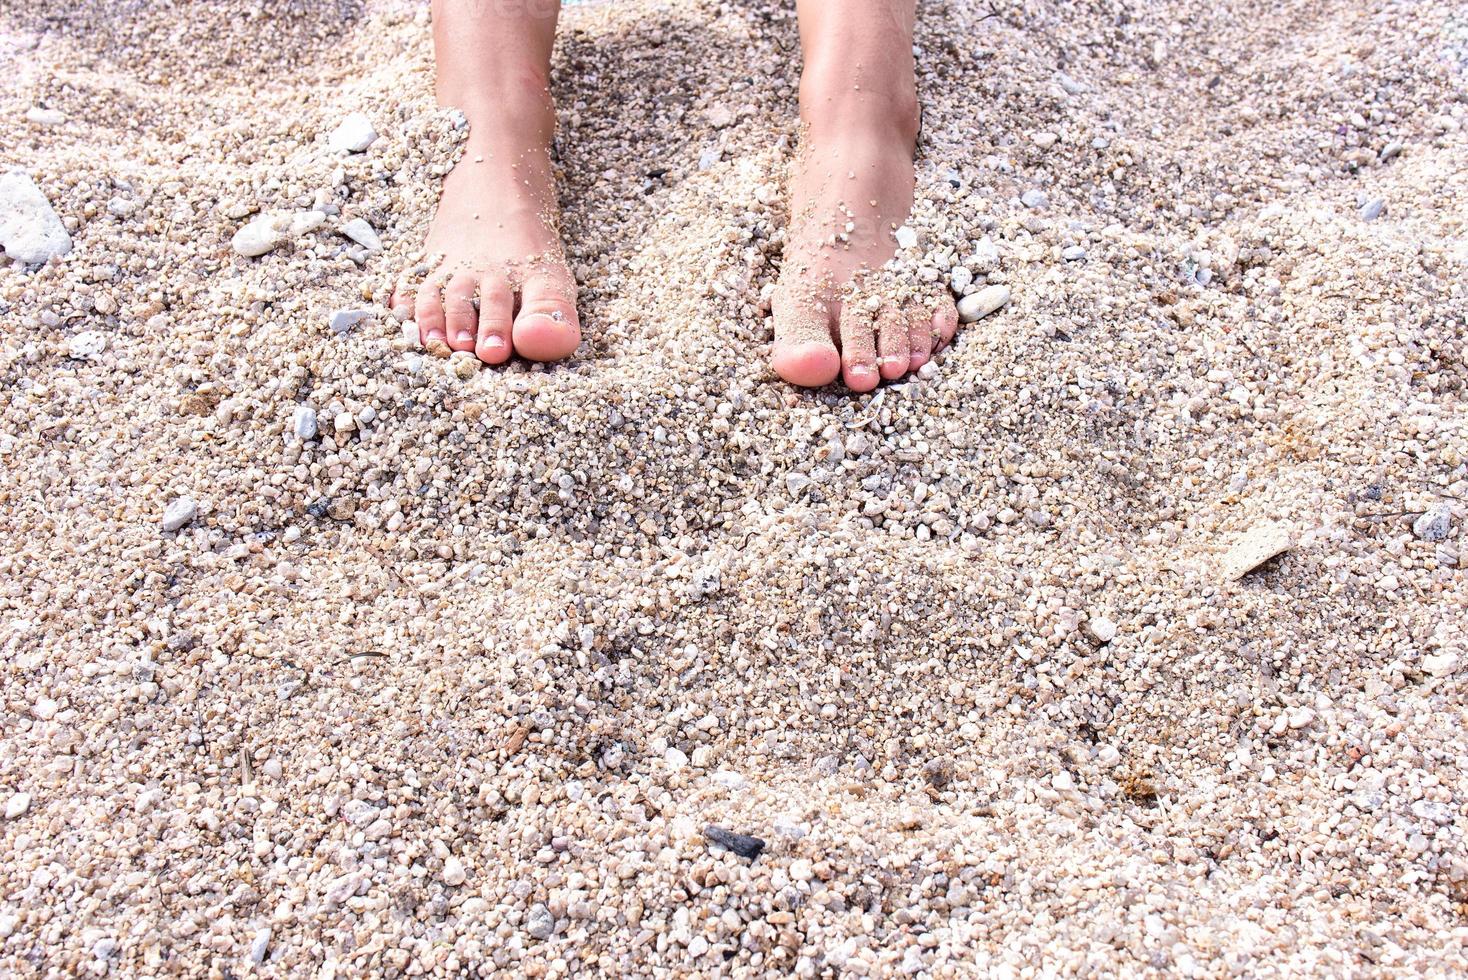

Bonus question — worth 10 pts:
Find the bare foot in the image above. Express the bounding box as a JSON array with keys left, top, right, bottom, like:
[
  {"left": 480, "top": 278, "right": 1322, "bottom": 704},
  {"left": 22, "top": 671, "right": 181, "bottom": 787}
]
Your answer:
[
  {"left": 771, "top": 10, "right": 958, "bottom": 392},
  {"left": 389, "top": 1, "right": 579, "bottom": 366}
]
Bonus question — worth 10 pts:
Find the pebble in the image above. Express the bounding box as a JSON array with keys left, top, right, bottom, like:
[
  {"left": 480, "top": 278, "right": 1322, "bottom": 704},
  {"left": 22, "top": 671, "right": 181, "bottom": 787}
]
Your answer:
[
  {"left": 1219, "top": 524, "right": 1294, "bottom": 580},
  {"left": 231, "top": 216, "right": 287, "bottom": 257},
  {"left": 292, "top": 406, "right": 318, "bottom": 441},
  {"left": 1020, "top": 189, "right": 1049, "bottom": 209},
  {"left": 526, "top": 903, "right": 554, "bottom": 940},
  {"left": 894, "top": 225, "right": 919, "bottom": 250},
  {"left": 1287, "top": 707, "right": 1317, "bottom": 730},
  {"left": 448, "top": 351, "right": 480, "bottom": 379},
  {"left": 1096, "top": 745, "right": 1122, "bottom": 767},
  {"left": 339, "top": 217, "right": 382, "bottom": 251},
  {"left": 1359, "top": 198, "right": 1385, "bottom": 221},
  {"left": 333, "top": 412, "right": 357, "bottom": 436},
  {"left": 32, "top": 698, "right": 57, "bottom": 721},
  {"left": 949, "top": 265, "right": 973, "bottom": 292},
  {"left": 1062, "top": 244, "right": 1087, "bottom": 261},
  {"left": 970, "top": 236, "right": 999, "bottom": 272},
  {"left": 249, "top": 928, "right": 271, "bottom": 965},
  {"left": 956, "top": 284, "right": 1011, "bottom": 323},
  {"left": 1422, "top": 653, "right": 1458, "bottom": 677},
  {"left": 442, "top": 856, "right": 467, "bottom": 886},
  {"left": 327, "top": 112, "right": 378, "bottom": 153},
  {"left": 705, "top": 104, "right": 735, "bottom": 129},
  {"left": 1412, "top": 504, "right": 1452, "bottom": 542},
  {"left": 0, "top": 171, "right": 73, "bottom": 263},
  {"left": 1087, "top": 615, "right": 1118, "bottom": 643},
  {"left": 161, "top": 497, "right": 198, "bottom": 532},
  {"left": 704, "top": 825, "right": 767, "bottom": 859},
  {"left": 329, "top": 309, "right": 373, "bottom": 335},
  {"left": 25, "top": 106, "right": 66, "bottom": 127},
  {"left": 1032, "top": 131, "right": 1059, "bottom": 150},
  {"left": 5, "top": 794, "right": 30, "bottom": 819},
  {"left": 66, "top": 331, "right": 108, "bottom": 360}
]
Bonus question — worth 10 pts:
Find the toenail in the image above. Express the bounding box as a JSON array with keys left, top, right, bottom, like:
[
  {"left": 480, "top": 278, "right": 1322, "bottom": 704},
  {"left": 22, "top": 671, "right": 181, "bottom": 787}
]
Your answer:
[
  {"left": 482, "top": 335, "right": 506, "bottom": 350},
  {"left": 849, "top": 364, "right": 876, "bottom": 377},
  {"left": 879, "top": 355, "right": 905, "bottom": 366},
  {"left": 458, "top": 330, "right": 474, "bottom": 344}
]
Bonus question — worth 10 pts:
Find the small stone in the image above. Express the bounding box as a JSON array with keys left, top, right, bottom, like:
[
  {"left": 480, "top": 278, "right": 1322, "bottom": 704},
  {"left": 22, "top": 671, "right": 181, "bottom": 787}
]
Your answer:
[
  {"left": 894, "top": 225, "right": 919, "bottom": 250},
  {"left": 1053, "top": 770, "right": 1075, "bottom": 792},
  {"left": 705, "top": 104, "right": 735, "bottom": 129},
  {"left": 1033, "top": 131, "right": 1059, "bottom": 150},
  {"left": 949, "top": 265, "right": 973, "bottom": 293},
  {"left": 231, "top": 216, "right": 287, "bottom": 257},
  {"left": 1359, "top": 198, "right": 1385, "bottom": 221},
  {"left": 329, "top": 309, "right": 372, "bottom": 336},
  {"left": 448, "top": 351, "right": 480, "bottom": 379},
  {"left": 1062, "top": 245, "right": 1087, "bottom": 261},
  {"left": 328, "top": 112, "right": 378, "bottom": 153},
  {"left": 1422, "top": 652, "right": 1458, "bottom": 677},
  {"left": 66, "top": 331, "right": 108, "bottom": 360},
  {"left": 1056, "top": 73, "right": 1090, "bottom": 95},
  {"left": 292, "top": 406, "right": 318, "bottom": 441},
  {"left": 664, "top": 746, "right": 689, "bottom": 770},
  {"left": 788, "top": 858, "right": 814, "bottom": 882},
  {"left": 442, "top": 856, "right": 467, "bottom": 886},
  {"left": 785, "top": 472, "right": 812, "bottom": 495},
  {"left": 4, "top": 794, "right": 30, "bottom": 819},
  {"left": 249, "top": 928, "right": 271, "bottom": 965},
  {"left": 340, "top": 218, "right": 382, "bottom": 251},
  {"left": 704, "top": 825, "right": 767, "bottom": 859},
  {"left": 698, "top": 146, "right": 722, "bottom": 170},
  {"left": 1087, "top": 616, "right": 1118, "bottom": 643},
  {"left": 526, "top": 903, "right": 554, "bottom": 940},
  {"left": 32, "top": 698, "right": 57, "bottom": 721},
  {"left": 289, "top": 210, "right": 326, "bottom": 236},
  {"left": 1412, "top": 504, "right": 1452, "bottom": 542},
  {"left": 333, "top": 412, "right": 357, "bottom": 435},
  {"left": 0, "top": 171, "right": 73, "bottom": 263},
  {"left": 1219, "top": 523, "right": 1293, "bottom": 580},
  {"left": 1380, "top": 141, "right": 1404, "bottom": 161},
  {"left": 1096, "top": 745, "right": 1121, "bottom": 767},
  {"left": 161, "top": 497, "right": 198, "bottom": 532},
  {"left": 970, "top": 236, "right": 999, "bottom": 273},
  {"left": 1287, "top": 707, "right": 1316, "bottom": 730},
  {"left": 957, "top": 284, "right": 1010, "bottom": 323},
  {"left": 25, "top": 107, "right": 66, "bottom": 127},
  {"left": 1021, "top": 189, "right": 1049, "bottom": 209}
]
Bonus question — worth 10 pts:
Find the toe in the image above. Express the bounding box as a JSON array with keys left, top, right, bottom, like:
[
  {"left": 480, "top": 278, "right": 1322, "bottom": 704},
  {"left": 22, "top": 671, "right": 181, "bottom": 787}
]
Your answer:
[
  {"left": 771, "top": 288, "right": 840, "bottom": 387},
  {"left": 513, "top": 268, "right": 581, "bottom": 362},
  {"left": 415, "top": 275, "right": 449, "bottom": 354},
  {"left": 876, "top": 305, "right": 911, "bottom": 380},
  {"left": 476, "top": 276, "right": 514, "bottom": 365},
  {"left": 932, "top": 293, "right": 959, "bottom": 352},
  {"left": 908, "top": 307, "right": 935, "bottom": 370},
  {"left": 838, "top": 300, "right": 880, "bottom": 393},
  {"left": 444, "top": 274, "right": 481, "bottom": 352}
]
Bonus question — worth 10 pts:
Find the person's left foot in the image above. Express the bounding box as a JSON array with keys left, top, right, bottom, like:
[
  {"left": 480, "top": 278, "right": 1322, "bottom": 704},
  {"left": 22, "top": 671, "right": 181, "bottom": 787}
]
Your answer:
[{"left": 770, "top": 59, "right": 958, "bottom": 392}]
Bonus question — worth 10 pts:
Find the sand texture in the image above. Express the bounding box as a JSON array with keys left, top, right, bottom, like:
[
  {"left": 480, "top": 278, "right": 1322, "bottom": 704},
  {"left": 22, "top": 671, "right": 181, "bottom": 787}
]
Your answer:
[{"left": 2, "top": 0, "right": 1467, "bottom": 975}]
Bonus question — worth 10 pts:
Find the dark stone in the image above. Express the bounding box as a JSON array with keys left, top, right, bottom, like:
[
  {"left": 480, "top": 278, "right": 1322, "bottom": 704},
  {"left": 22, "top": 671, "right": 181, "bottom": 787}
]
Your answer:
[{"left": 704, "top": 825, "right": 766, "bottom": 860}]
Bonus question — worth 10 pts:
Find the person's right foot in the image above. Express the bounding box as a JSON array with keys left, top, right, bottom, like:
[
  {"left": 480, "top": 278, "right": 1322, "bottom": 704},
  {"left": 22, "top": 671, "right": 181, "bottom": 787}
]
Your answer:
[{"left": 390, "top": 82, "right": 580, "bottom": 365}]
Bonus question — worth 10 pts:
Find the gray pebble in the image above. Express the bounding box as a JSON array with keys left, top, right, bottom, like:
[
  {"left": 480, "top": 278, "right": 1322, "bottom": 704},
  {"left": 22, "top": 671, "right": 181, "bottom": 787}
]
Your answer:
[
  {"left": 1021, "top": 189, "right": 1049, "bottom": 209},
  {"left": 1413, "top": 504, "right": 1452, "bottom": 542},
  {"left": 161, "top": 497, "right": 197, "bottom": 532},
  {"left": 526, "top": 903, "right": 554, "bottom": 940},
  {"left": 330, "top": 309, "right": 373, "bottom": 336},
  {"left": 1360, "top": 198, "right": 1385, "bottom": 221}
]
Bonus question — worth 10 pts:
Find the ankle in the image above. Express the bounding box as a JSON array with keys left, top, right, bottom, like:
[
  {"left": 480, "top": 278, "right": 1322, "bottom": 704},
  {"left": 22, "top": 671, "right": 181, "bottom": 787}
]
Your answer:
[
  {"left": 798, "top": 54, "right": 920, "bottom": 146},
  {"left": 442, "top": 66, "right": 557, "bottom": 142}
]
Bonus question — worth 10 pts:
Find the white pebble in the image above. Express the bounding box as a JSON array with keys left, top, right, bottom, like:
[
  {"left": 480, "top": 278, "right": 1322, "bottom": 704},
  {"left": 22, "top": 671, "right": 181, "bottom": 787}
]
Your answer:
[
  {"left": 5, "top": 794, "right": 30, "bottom": 819},
  {"left": 1021, "top": 189, "right": 1049, "bottom": 209},
  {"left": 0, "top": 171, "right": 73, "bottom": 264},
  {"left": 25, "top": 106, "right": 67, "bottom": 127},
  {"left": 161, "top": 497, "right": 198, "bottom": 532},
  {"left": 327, "top": 112, "right": 378, "bottom": 153},
  {"left": 249, "top": 928, "right": 271, "bottom": 965},
  {"left": 442, "top": 856, "right": 467, "bottom": 886},
  {"left": 956, "top": 284, "right": 1011, "bottom": 323},
  {"left": 32, "top": 698, "right": 57, "bottom": 721},
  {"left": 339, "top": 217, "right": 382, "bottom": 251}
]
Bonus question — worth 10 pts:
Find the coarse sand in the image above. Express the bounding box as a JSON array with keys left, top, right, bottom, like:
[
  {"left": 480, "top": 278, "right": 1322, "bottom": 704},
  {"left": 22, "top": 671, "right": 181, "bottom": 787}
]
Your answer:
[{"left": 2, "top": 0, "right": 1467, "bottom": 975}]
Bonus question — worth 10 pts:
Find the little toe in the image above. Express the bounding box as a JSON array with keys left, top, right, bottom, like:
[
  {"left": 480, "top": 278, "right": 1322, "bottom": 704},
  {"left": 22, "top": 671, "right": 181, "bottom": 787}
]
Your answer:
[
  {"left": 415, "top": 276, "right": 449, "bottom": 354},
  {"left": 771, "top": 289, "right": 840, "bottom": 387},
  {"left": 444, "top": 274, "right": 481, "bottom": 352},
  {"left": 389, "top": 283, "right": 414, "bottom": 323},
  {"left": 513, "top": 272, "right": 581, "bottom": 362},
  {"left": 932, "top": 293, "right": 960, "bottom": 352},
  {"left": 876, "top": 306, "right": 911, "bottom": 380},
  {"left": 476, "top": 277, "right": 514, "bottom": 365},
  {"left": 838, "top": 301, "right": 880, "bottom": 393}
]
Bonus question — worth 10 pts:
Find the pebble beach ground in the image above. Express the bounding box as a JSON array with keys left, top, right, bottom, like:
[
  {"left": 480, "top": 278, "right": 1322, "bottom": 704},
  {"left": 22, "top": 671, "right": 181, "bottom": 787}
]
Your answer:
[{"left": 3, "top": 0, "right": 1467, "bottom": 975}]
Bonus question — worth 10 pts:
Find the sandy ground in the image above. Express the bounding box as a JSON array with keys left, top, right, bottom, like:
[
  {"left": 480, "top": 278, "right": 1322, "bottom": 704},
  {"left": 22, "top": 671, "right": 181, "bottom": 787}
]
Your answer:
[{"left": 2, "top": 0, "right": 1467, "bottom": 975}]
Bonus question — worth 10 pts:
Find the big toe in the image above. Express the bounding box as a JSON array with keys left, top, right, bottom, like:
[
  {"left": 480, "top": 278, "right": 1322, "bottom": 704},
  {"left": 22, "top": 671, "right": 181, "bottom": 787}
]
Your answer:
[
  {"left": 772, "top": 340, "right": 841, "bottom": 387},
  {"left": 513, "top": 273, "right": 581, "bottom": 362}
]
